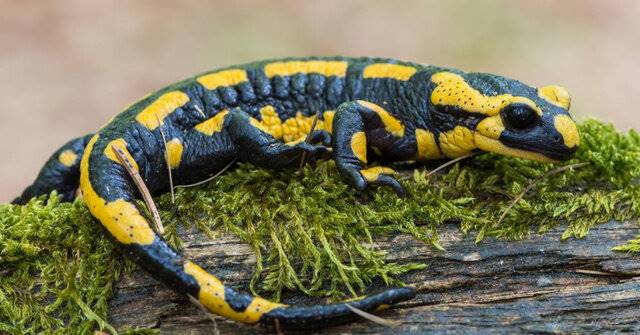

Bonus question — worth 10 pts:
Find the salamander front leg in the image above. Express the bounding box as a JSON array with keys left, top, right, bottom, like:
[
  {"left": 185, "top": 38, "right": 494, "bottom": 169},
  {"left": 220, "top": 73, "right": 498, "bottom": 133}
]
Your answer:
[
  {"left": 226, "top": 108, "right": 331, "bottom": 168},
  {"left": 332, "top": 101, "right": 405, "bottom": 197}
]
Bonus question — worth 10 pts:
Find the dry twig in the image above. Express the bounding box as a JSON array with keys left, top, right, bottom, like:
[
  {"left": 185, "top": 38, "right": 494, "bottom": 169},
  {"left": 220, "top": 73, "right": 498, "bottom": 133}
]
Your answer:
[{"left": 110, "top": 145, "right": 165, "bottom": 234}]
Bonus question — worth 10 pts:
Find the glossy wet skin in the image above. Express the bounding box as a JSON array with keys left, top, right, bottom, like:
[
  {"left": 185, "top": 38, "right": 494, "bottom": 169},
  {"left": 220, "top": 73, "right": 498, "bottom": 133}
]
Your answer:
[{"left": 14, "top": 57, "right": 579, "bottom": 329}]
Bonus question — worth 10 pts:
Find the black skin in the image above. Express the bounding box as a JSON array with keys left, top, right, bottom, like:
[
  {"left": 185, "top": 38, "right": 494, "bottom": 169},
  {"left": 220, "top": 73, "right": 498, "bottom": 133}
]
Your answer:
[{"left": 13, "top": 56, "right": 577, "bottom": 329}]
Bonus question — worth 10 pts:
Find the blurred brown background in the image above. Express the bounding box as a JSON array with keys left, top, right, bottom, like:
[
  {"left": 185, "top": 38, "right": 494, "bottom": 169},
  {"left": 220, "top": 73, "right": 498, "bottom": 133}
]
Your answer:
[{"left": 1, "top": 0, "right": 639, "bottom": 203}]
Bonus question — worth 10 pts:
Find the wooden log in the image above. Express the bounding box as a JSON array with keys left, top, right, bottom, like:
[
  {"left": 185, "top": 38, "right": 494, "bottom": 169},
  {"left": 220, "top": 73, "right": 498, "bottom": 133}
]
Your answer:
[{"left": 108, "top": 220, "right": 640, "bottom": 334}]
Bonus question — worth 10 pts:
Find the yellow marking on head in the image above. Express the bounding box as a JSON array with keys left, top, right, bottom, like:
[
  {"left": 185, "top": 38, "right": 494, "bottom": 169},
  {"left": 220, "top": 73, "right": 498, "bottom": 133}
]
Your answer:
[
  {"left": 360, "top": 166, "right": 395, "bottom": 182},
  {"left": 357, "top": 100, "right": 405, "bottom": 137},
  {"left": 431, "top": 72, "right": 542, "bottom": 116},
  {"left": 438, "top": 126, "right": 476, "bottom": 158},
  {"left": 197, "top": 69, "right": 248, "bottom": 90},
  {"left": 538, "top": 85, "right": 571, "bottom": 110},
  {"left": 351, "top": 132, "right": 367, "bottom": 164},
  {"left": 104, "top": 138, "right": 139, "bottom": 172},
  {"left": 58, "top": 150, "right": 78, "bottom": 167},
  {"left": 554, "top": 114, "right": 580, "bottom": 148},
  {"left": 474, "top": 133, "right": 557, "bottom": 163},
  {"left": 415, "top": 129, "right": 442, "bottom": 160},
  {"left": 166, "top": 138, "right": 183, "bottom": 169},
  {"left": 264, "top": 60, "right": 348, "bottom": 78},
  {"left": 194, "top": 110, "right": 229, "bottom": 136},
  {"left": 362, "top": 63, "right": 416, "bottom": 81},
  {"left": 184, "top": 261, "right": 284, "bottom": 324},
  {"left": 80, "top": 135, "right": 155, "bottom": 245},
  {"left": 475, "top": 115, "right": 505, "bottom": 140},
  {"left": 135, "top": 91, "right": 190, "bottom": 130}
]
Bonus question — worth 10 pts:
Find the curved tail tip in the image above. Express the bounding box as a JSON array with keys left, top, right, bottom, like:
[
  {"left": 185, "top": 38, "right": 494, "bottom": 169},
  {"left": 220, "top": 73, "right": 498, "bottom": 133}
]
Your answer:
[{"left": 259, "top": 286, "right": 416, "bottom": 330}]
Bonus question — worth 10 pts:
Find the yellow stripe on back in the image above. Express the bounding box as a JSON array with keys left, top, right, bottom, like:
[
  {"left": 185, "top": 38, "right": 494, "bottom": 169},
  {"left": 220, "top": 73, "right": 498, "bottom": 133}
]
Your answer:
[
  {"left": 362, "top": 63, "right": 416, "bottom": 81},
  {"left": 79, "top": 135, "right": 155, "bottom": 245},
  {"left": 264, "top": 60, "right": 348, "bottom": 78},
  {"left": 197, "top": 69, "right": 248, "bottom": 90},
  {"left": 135, "top": 91, "right": 190, "bottom": 130}
]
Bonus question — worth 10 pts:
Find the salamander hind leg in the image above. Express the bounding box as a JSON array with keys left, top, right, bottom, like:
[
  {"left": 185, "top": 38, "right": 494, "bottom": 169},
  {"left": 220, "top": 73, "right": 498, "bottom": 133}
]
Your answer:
[
  {"left": 332, "top": 101, "right": 405, "bottom": 197},
  {"left": 13, "top": 133, "right": 94, "bottom": 204},
  {"left": 226, "top": 107, "right": 331, "bottom": 168}
]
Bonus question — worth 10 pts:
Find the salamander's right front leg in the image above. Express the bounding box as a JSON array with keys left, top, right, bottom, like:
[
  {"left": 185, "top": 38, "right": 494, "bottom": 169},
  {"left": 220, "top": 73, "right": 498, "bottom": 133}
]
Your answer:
[
  {"left": 332, "top": 101, "right": 405, "bottom": 196},
  {"left": 226, "top": 108, "right": 331, "bottom": 169}
]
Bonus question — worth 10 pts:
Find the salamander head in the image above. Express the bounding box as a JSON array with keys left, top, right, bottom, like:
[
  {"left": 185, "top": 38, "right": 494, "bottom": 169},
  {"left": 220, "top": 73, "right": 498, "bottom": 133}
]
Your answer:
[{"left": 429, "top": 71, "right": 579, "bottom": 162}]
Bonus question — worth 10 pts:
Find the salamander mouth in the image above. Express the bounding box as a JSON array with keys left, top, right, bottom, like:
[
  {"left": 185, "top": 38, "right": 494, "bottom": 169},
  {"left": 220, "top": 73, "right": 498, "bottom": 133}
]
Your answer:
[{"left": 474, "top": 134, "right": 560, "bottom": 163}]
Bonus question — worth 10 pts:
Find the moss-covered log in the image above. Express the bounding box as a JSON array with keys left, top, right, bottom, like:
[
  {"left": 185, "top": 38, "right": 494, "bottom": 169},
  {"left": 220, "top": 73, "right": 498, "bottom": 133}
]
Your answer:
[{"left": 109, "top": 220, "right": 640, "bottom": 334}]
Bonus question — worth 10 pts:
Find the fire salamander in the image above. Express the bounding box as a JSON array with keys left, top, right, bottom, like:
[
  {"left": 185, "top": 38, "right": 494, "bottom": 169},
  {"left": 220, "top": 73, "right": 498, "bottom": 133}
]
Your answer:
[{"left": 13, "top": 57, "right": 580, "bottom": 330}]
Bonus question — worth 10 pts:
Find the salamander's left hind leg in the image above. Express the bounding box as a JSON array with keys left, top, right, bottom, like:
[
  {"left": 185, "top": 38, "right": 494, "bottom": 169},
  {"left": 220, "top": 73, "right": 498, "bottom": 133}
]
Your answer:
[
  {"left": 13, "top": 133, "right": 94, "bottom": 204},
  {"left": 225, "top": 108, "right": 331, "bottom": 168}
]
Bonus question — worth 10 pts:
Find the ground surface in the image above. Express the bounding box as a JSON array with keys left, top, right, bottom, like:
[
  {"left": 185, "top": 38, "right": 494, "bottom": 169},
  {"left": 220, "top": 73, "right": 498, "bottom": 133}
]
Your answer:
[{"left": 109, "top": 220, "right": 640, "bottom": 334}]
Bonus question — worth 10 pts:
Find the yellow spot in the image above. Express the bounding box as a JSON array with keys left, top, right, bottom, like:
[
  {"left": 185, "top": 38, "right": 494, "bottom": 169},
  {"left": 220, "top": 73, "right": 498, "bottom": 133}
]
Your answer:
[
  {"left": 58, "top": 150, "right": 78, "bottom": 167},
  {"left": 135, "top": 91, "right": 190, "bottom": 130},
  {"left": 538, "top": 85, "right": 571, "bottom": 110},
  {"left": 351, "top": 132, "right": 367, "bottom": 163},
  {"left": 357, "top": 100, "right": 405, "bottom": 137},
  {"left": 415, "top": 129, "right": 442, "bottom": 160},
  {"left": 264, "top": 60, "right": 348, "bottom": 78},
  {"left": 184, "top": 261, "right": 284, "bottom": 324},
  {"left": 197, "top": 69, "right": 248, "bottom": 90},
  {"left": 431, "top": 72, "right": 542, "bottom": 116},
  {"left": 554, "top": 114, "right": 580, "bottom": 148},
  {"left": 438, "top": 126, "right": 476, "bottom": 158},
  {"left": 249, "top": 108, "right": 334, "bottom": 144},
  {"left": 194, "top": 110, "right": 229, "bottom": 136},
  {"left": 79, "top": 135, "right": 155, "bottom": 245},
  {"left": 323, "top": 110, "right": 335, "bottom": 133},
  {"left": 360, "top": 166, "right": 395, "bottom": 182},
  {"left": 362, "top": 63, "right": 416, "bottom": 81},
  {"left": 166, "top": 138, "right": 183, "bottom": 169},
  {"left": 104, "top": 138, "right": 139, "bottom": 172},
  {"left": 475, "top": 133, "right": 556, "bottom": 163}
]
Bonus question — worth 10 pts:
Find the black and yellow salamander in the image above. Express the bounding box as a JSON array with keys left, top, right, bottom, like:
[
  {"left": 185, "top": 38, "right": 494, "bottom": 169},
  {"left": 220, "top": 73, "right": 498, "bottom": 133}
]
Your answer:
[{"left": 12, "top": 56, "right": 580, "bottom": 329}]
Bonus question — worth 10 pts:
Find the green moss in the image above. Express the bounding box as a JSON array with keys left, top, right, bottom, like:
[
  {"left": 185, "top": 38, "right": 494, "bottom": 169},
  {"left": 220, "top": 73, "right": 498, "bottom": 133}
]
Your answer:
[{"left": 1, "top": 119, "right": 640, "bottom": 334}]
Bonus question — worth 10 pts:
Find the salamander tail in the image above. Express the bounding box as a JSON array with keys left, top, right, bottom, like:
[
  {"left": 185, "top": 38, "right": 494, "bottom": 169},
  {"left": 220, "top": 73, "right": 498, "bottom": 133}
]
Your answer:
[{"left": 12, "top": 133, "right": 94, "bottom": 204}]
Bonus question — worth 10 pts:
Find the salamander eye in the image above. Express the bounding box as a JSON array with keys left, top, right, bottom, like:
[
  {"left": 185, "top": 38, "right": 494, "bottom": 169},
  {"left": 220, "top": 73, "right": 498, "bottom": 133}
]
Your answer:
[{"left": 501, "top": 104, "right": 539, "bottom": 130}]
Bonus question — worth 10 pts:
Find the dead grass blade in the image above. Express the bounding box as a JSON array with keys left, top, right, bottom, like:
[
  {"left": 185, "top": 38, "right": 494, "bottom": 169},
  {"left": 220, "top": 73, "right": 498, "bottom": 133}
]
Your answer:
[
  {"left": 155, "top": 113, "right": 175, "bottom": 204},
  {"left": 427, "top": 152, "right": 481, "bottom": 177},
  {"left": 345, "top": 303, "right": 402, "bottom": 327},
  {"left": 176, "top": 159, "right": 236, "bottom": 189}
]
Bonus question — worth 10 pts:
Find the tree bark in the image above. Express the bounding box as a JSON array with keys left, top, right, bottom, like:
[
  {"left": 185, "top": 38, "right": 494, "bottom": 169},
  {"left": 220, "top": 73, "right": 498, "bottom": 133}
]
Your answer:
[{"left": 108, "top": 220, "right": 640, "bottom": 334}]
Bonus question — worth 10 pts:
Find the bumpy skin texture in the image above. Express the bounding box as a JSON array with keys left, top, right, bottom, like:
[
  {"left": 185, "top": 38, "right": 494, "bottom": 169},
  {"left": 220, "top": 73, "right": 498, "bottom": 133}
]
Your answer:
[{"left": 14, "top": 56, "right": 579, "bottom": 329}]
